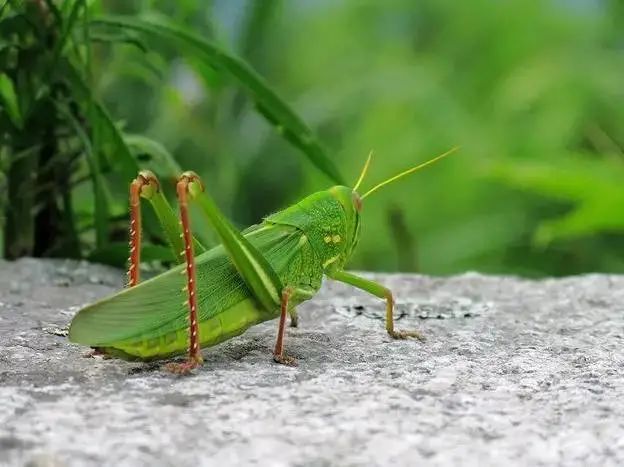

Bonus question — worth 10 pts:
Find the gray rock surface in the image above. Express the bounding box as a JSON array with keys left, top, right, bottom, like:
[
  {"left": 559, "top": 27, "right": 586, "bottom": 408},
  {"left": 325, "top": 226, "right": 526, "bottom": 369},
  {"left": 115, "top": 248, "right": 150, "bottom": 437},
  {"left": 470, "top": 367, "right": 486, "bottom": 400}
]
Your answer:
[{"left": 0, "top": 258, "right": 623, "bottom": 467}]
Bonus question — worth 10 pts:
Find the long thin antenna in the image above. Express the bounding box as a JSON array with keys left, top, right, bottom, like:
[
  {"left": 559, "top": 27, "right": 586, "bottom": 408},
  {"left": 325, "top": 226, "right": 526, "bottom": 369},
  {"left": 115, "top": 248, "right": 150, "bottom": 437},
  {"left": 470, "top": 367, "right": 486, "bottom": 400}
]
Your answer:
[
  {"left": 353, "top": 150, "right": 373, "bottom": 191},
  {"left": 361, "top": 146, "right": 459, "bottom": 199}
]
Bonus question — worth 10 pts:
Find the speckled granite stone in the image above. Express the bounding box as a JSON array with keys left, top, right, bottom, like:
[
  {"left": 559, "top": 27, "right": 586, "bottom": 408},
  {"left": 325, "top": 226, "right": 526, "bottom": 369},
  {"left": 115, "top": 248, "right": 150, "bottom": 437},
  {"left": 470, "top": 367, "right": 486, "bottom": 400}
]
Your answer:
[{"left": 1, "top": 258, "right": 623, "bottom": 466}]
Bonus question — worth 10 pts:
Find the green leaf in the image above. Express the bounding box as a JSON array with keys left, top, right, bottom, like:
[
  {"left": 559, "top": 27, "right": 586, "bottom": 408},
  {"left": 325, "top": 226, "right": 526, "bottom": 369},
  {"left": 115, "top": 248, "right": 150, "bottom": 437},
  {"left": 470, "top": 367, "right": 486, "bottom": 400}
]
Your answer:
[
  {"left": 534, "top": 200, "right": 624, "bottom": 247},
  {"left": 50, "top": 0, "right": 85, "bottom": 70},
  {"left": 56, "top": 101, "right": 110, "bottom": 249},
  {"left": 0, "top": 73, "right": 22, "bottom": 129},
  {"left": 91, "top": 15, "right": 345, "bottom": 185},
  {"left": 88, "top": 30, "right": 148, "bottom": 52},
  {"left": 124, "top": 134, "right": 182, "bottom": 177},
  {"left": 488, "top": 154, "right": 624, "bottom": 245},
  {"left": 62, "top": 60, "right": 139, "bottom": 178}
]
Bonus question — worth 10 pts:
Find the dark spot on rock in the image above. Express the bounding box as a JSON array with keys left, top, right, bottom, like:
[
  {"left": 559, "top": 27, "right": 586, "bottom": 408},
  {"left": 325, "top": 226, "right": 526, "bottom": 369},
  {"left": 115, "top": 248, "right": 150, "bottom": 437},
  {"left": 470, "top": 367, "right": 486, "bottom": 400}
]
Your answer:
[
  {"left": 223, "top": 340, "right": 263, "bottom": 360},
  {"left": 0, "top": 436, "right": 32, "bottom": 451},
  {"left": 158, "top": 393, "right": 193, "bottom": 407},
  {"left": 25, "top": 391, "right": 60, "bottom": 403},
  {"left": 297, "top": 331, "right": 331, "bottom": 343},
  {"left": 128, "top": 363, "right": 160, "bottom": 375}
]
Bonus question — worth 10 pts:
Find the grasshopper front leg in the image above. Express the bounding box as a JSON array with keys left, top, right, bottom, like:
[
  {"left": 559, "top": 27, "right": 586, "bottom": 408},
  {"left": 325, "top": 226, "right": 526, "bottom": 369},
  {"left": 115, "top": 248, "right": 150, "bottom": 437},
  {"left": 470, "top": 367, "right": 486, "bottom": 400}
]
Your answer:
[
  {"left": 273, "top": 286, "right": 315, "bottom": 365},
  {"left": 328, "top": 269, "right": 424, "bottom": 341}
]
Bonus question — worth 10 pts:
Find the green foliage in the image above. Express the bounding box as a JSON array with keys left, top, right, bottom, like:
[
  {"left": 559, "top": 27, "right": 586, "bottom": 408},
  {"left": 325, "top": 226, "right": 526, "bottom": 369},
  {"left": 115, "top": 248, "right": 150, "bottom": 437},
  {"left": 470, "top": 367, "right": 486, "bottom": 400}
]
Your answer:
[
  {"left": 268, "top": 0, "right": 624, "bottom": 276},
  {"left": 1, "top": 0, "right": 623, "bottom": 276},
  {"left": 92, "top": 14, "right": 344, "bottom": 185},
  {"left": 0, "top": 0, "right": 339, "bottom": 264}
]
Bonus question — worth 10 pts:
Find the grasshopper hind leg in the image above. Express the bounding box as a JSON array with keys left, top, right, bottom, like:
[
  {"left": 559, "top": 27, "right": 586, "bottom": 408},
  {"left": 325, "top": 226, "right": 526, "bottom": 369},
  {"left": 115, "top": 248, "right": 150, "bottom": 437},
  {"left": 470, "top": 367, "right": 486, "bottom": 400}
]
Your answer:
[
  {"left": 127, "top": 171, "right": 161, "bottom": 287},
  {"left": 164, "top": 173, "right": 205, "bottom": 375},
  {"left": 157, "top": 171, "right": 317, "bottom": 370},
  {"left": 83, "top": 173, "right": 158, "bottom": 358}
]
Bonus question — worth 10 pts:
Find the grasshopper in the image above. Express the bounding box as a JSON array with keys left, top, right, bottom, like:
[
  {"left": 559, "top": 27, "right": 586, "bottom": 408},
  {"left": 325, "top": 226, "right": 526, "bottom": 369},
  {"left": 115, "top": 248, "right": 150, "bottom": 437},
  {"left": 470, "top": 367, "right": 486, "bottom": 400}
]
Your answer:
[{"left": 68, "top": 148, "right": 457, "bottom": 373}]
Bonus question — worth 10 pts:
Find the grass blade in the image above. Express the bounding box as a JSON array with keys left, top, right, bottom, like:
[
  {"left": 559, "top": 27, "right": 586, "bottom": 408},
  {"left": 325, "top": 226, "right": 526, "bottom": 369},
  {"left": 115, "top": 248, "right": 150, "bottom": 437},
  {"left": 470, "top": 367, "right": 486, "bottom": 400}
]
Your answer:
[
  {"left": 124, "top": 134, "right": 182, "bottom": 177},
  {"left": 92, "top": 15, "right": 345, "bottom": 185},
  {"left": 62, "top": 60, "right": 139, "bottom": 178},
  {"left": 56, "top": 101, "right": 109, "bottom": 249},
  {"left": 0, "top": 73, "right": 23, "bottom": 129}
]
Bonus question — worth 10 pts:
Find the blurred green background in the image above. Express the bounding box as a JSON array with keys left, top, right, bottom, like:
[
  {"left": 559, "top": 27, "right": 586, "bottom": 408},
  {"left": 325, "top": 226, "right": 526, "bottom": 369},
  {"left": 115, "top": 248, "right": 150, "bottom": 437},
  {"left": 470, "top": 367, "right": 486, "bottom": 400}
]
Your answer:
[{"left": 1, "top": 0, "right": 623, "bottom": 276}]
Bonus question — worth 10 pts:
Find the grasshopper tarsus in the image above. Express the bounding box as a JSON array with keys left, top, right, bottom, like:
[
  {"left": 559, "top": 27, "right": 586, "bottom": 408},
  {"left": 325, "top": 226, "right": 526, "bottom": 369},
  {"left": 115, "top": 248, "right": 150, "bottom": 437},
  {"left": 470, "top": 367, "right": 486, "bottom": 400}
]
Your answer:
[
  {"left": 273, "top": 354, "right": 298, "bottom": 367},
  {"left": 388, "top": 329, "right": 426, "bottom": 342},
  {"left": 83, "top": 347, "right": 111, "bottom": 359},
  {"left": 164, "top": 358, "right": 203, "bottom": 375}
]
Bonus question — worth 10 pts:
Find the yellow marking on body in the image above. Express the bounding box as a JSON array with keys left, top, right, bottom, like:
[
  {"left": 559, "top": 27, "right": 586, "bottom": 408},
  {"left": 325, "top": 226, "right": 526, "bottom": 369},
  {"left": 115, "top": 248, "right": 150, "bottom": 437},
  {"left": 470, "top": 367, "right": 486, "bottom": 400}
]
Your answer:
[
  {"left": 324, "top": 235, "right": 332, "bottom": 243},
  {"left": 323, "top": 255, "right": 340, "bottom": 268},
  {"left": 332, "top": 235, "right": 341, "bottom": 243}
]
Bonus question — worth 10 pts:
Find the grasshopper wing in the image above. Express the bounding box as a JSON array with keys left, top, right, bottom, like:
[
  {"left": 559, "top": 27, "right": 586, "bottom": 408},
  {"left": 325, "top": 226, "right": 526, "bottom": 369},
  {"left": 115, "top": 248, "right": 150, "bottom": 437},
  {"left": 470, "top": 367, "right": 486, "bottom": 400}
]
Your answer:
[{"left": 68, "top": 224, "right": 317, "bottom": 346}]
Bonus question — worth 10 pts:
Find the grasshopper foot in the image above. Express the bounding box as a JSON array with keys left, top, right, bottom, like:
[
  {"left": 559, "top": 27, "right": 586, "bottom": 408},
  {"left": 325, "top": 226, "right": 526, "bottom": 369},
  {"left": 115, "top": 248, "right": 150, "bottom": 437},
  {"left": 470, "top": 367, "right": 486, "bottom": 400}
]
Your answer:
[
  {"left": 165, "top": 355, "right": 203, "bottom": 375},
  {"left": 273, "top": 354, "right": 298, "bottom": 367},
  {"left": 83, "top": 348, "right": 111, "bottom": 359},
  {"left": 388, "top": 329, "right": 426, "bottom": 341}
]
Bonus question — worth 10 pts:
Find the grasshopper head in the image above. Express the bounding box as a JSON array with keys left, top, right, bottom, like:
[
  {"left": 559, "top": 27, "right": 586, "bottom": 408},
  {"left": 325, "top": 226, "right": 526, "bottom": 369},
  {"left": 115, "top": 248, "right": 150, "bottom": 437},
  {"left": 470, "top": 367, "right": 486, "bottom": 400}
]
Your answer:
[
  {"left": 328, "top": 185, "right": 363, "bottom": 262},
  {"left": 330, "top": 147, "right": 459, "bottom": 264}
]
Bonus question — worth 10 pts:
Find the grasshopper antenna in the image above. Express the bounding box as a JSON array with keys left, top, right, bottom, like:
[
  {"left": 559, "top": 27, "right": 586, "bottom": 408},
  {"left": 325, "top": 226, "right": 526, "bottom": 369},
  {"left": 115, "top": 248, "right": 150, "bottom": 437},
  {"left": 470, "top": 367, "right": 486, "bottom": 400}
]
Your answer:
[
  {"left": 360, "top": 146, "right": 459, "bottom": 200},
  {"left": 353, "top": 150, "right": 373, "bottom": 191}
]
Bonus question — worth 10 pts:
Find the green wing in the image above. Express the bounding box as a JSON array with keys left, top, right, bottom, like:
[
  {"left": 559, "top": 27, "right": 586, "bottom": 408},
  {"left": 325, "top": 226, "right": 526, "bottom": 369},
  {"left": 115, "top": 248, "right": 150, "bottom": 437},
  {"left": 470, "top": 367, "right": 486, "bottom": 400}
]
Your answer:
[{"left": 68, "top": 223, "right": 321, "bottom": 346}]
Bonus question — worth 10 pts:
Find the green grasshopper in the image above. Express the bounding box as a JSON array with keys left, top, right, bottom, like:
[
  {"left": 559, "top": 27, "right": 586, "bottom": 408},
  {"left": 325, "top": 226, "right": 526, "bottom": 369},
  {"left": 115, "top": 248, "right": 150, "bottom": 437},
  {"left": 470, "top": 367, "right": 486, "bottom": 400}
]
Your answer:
[{"left": 68, "top": 147, "right": 457, "bottom": 373}]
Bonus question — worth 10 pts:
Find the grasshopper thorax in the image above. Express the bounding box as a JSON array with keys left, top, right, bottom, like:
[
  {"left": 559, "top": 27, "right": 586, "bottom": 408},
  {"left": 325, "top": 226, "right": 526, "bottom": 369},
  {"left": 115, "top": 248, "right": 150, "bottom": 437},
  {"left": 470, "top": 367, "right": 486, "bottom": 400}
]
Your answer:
[{"left": 265, "top": 186, "right": 362, "bottom": 271}]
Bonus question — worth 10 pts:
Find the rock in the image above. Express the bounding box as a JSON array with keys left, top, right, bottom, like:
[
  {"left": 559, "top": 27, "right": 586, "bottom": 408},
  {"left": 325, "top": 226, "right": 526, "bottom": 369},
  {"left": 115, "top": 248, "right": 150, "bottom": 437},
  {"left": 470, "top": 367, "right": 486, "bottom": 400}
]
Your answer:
[{"left": 0, "top": 258, "right": 623, "bottom": 466}]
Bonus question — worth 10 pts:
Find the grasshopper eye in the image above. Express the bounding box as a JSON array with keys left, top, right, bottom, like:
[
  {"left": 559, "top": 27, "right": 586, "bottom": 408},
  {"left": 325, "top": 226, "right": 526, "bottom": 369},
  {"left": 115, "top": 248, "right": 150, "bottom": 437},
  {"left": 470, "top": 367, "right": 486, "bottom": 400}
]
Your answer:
[{"left": 352, "top": 192, "right": 362, "bottom": 212}]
